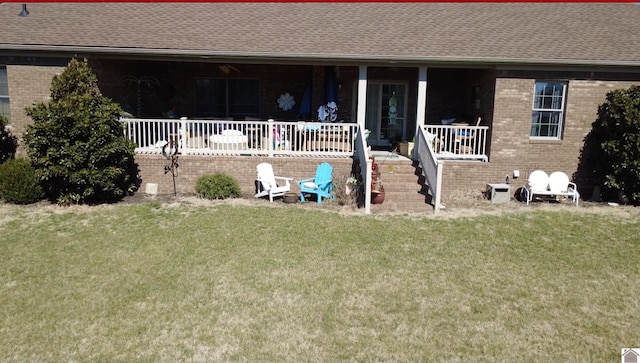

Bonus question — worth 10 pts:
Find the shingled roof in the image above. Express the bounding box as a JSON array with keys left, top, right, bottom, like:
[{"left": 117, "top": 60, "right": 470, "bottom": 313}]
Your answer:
[{"left": 1, "top": 2, "right": 640, "bottom": 68}]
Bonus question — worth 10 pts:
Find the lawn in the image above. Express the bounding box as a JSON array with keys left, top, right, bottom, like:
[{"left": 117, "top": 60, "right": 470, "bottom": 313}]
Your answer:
[{"left": 0, "top": 201, "right": 638, "bottom": 362}]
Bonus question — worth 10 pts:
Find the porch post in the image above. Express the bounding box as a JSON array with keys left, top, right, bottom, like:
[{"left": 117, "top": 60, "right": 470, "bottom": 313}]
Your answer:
[
  {"left": 416, "top": 66, "right": 428, "bottom": 135},
  {"left": 356, "top": 65, "right": 368, "bottom": 129}
]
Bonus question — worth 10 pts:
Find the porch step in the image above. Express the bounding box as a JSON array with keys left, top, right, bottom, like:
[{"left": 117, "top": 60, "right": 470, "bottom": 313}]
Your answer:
[{"left": 370, "top": 159, "right": 433, "bottom": 214}]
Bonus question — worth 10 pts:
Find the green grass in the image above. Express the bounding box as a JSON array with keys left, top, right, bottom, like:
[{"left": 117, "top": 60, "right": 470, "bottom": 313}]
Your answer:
[{"left": 0, "top": 202, "right": 638, "bottom": 362}]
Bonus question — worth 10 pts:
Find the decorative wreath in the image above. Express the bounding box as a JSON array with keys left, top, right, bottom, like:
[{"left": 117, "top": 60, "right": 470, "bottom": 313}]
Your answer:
[{"left": 277, "top": 92, "right": 296, "bottom": 111}]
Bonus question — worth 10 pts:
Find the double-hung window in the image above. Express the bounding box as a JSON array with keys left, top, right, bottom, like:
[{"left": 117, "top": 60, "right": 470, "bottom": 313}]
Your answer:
[
  {"left": 0, "top": 67, "right": 9, "bottom": 121},
  {"left": 530, "top": 81, "right": 567, "bottom": 139},
  {"left": 194, "top": 78, "right": 259, "bottom": 119}
]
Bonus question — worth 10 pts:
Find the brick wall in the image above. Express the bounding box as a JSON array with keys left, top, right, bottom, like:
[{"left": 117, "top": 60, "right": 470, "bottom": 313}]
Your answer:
[
  {"left": 135, "top": 155, "right": 355, "bottom": 198},
  {"left": 7, "top": 64, "right": 65, "bottom": 154},
  {"left": 440, "top": 77, "right": 639, "bottom": 199}
]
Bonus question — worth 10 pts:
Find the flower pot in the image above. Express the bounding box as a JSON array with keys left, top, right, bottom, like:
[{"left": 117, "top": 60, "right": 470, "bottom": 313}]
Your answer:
[{"left": 371, "top": 190, "right": 386, "bottom": 204}]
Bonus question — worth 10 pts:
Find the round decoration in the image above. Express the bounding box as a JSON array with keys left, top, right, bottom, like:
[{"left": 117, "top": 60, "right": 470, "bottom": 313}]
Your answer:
[{"left": 277, "top": 92, "right": 296, "bottom": 111}]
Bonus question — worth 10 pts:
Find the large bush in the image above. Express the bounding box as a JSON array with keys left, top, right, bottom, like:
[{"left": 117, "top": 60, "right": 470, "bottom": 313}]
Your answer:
[
  {"left": 590, "top": 84, "right": 640, "bottom": 204},
  {"left": 195, "top": 173, "right": 241, "bottom": 200},
  {"left": 23, "top": 59, "right": 140, "bottom": 205},
  {"left": 0, "top": 158, "right": 44, "bottom": 204},
  {"left": 0, "top": 115, "right": 18, "bottom": 164}
]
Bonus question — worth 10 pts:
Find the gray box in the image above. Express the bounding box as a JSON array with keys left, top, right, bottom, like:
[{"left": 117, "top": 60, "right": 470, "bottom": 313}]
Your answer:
[{"left": 487, "top": 183, "right": 510, "bottom": 203}]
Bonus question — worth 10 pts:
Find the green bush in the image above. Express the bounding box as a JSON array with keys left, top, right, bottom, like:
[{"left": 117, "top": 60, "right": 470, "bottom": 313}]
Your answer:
[
  {"left": 0, "top": 158, "right": 44, "bottom": 204},
  {"left": 0, "top": 115, "right": 18, "bottom": 165},
  {"left": 195, "top": 173, "right": 241, "bottom": 200},
  {"left": 590, "top": 84, "right": 640, "bottom": 204},
  {"left": 22, "top": 59, "right": 140, "bottom": 205}
]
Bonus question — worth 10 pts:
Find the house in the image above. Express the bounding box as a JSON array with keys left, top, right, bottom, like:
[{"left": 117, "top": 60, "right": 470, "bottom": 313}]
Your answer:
[{"left": 1, "top": 3, "right": 640, "bottom": 211}]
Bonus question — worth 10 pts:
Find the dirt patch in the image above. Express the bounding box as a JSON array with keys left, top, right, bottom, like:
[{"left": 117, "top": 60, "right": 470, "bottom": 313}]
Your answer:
[{"left": 1, "top": 191, "right": 637, "bottom": 220}]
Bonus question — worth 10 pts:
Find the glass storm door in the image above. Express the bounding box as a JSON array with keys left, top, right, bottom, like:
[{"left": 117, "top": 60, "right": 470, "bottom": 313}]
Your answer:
[{"left": 365, "top": 82, "right": 407, "bottom": 147}]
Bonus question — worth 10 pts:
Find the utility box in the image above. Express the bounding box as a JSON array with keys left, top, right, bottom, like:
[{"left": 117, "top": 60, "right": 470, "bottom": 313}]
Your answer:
[{"left": 487, "top": 183, "right": 511, "bottom": 204}]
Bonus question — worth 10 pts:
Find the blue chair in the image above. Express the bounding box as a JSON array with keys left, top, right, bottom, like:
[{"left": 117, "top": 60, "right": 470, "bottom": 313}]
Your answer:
[{"left": 298, "top": 162, "right": 333, "bottom": 204}]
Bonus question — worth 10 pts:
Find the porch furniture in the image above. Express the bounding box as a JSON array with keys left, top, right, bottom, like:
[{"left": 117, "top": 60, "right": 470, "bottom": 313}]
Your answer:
[
  {"left": 523, "top": 170, "right": 580, "bottom": 206},
  {"left": 255, "top": 162, "right": 292, "bottom": 202},
  {"left": 209, "top": 129, "right": 249, "bottom": 150},
  {"left": 455, "top": 116, "right": 481, "bottom": 153},
  {"left": 298, "top": 162, "right": 334, "bottom": 204}
]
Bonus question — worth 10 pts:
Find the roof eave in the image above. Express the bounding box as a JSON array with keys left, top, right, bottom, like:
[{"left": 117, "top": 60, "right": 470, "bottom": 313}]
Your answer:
[{"left": 2, "top": 44, "right": 640, "bottom": 70}]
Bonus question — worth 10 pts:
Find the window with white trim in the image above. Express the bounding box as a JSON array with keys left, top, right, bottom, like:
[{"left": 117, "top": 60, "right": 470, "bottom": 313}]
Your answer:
[
  {"left": 530, "top": 81, "right": 567, "bottom": 139},
  {"left": 0, "top": 67, "right": 9, "bottom": 121}
]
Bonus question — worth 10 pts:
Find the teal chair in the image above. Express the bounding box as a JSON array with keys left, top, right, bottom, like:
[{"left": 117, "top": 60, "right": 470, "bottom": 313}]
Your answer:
[{"left": 298, "top": 162, "right": 333, "bottom": 204}]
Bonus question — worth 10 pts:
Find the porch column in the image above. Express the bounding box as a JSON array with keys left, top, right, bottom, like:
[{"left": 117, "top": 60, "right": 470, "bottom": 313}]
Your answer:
[
  {"left": 416, "top": 66, "right": 428, "bottom": 135},
  {"left": 356, "top": 65, "right": 368, "bottom": 129}
]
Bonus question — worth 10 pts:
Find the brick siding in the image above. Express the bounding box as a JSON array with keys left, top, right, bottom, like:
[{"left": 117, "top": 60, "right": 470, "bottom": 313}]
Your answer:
[{"left": 135, "top": 155, "right": 355, "bottom": 198}]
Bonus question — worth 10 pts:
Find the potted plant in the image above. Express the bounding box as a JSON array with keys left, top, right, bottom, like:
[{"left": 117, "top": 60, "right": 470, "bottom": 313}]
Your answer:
[
  {"left": 345, "top": 176, "right": 358, "bottom": 195},
  {"left": 370, "top": 161, "right": 385, "bottom": 204}
]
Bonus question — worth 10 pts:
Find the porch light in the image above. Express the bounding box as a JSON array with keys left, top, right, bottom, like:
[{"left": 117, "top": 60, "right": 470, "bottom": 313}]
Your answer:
[{"left": 19, "top": 4, "right": 29, "bottom": 17}]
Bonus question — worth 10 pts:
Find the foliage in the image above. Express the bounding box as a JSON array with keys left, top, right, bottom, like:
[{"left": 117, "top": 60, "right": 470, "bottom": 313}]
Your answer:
[
  {"left": 589, "top": 84, "right": 640, "bottom": 204},
  {"left": 0, "top": 158, "right": 44, "bottom": 204},
  {"left": 0, "top": 115, "right": 18, "bottom": 164},
  {"left": 22, "top": 59, "right": 140, "bottom": 205},
  {"left": 195, "top": 173, "right": 241, "bottom": 200}
]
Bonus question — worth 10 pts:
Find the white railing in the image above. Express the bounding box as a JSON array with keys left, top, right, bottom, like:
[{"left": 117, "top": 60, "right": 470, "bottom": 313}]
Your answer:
[
  {"left": 121, "top": 117, "right": 358, "bottom": 157},
  {"left": 422, "top": 125, "right": 489, "bottom": 162},
  {"left": 415, "top": 127, "right": 443, "bottom": 213},
  {"left": 354, "top": 127, "right": 372, "bottom": 214}
]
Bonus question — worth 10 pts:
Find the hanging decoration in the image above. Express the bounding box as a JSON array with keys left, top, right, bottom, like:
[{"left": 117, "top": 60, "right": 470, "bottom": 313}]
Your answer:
[
  {"left": 388, "top": 91, "right": 398, "bottom": 125},
  {"left": 277, "top": 92, "right": 296, "bottom": 111}
]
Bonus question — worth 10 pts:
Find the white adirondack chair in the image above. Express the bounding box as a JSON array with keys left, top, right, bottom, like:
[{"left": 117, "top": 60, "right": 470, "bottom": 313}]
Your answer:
[{"left": 254, "top": 162, "right": 292, "bottom": 202}]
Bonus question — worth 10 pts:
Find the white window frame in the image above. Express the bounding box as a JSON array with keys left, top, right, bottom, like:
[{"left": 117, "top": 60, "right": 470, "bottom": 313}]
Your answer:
[
  {"left": 0, "top": 67, "right": 9, "bottom": 121},
  {"left": 530, "top": 81, "right": 567, "bottom": 140}
]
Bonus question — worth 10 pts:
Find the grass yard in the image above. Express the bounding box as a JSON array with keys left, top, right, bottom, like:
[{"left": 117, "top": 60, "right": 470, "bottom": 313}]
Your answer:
[{"left": 0, "top": 201, "right": 638, "bottom": 362}]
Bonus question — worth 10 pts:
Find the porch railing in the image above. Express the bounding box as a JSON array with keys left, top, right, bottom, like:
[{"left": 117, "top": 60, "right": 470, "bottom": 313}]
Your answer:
[
  {"left": 121, "top": 117, "right": 358, "bottom": 157},
  {"left": 422, "top": 124, "right": 489, "bottom": 162}
]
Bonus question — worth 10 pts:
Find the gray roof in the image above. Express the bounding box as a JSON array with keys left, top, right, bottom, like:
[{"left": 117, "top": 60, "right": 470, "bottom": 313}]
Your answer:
[{"left": 2, "top": 2, "right": 640, "bottom": 68}]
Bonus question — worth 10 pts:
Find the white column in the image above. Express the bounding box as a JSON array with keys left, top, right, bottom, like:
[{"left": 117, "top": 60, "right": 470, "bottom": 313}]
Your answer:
[
  {"left": 356, "top": 65, "right": 368, "bottom": 129},
  {"left": 416, "top": 66, "right": 428, "bottom": 135}
]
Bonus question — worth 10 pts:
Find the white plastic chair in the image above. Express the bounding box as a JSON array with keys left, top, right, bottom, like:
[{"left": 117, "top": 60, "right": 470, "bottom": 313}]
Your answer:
[{"left": 254, "top": 163, "right": 292, "bottom": 202}]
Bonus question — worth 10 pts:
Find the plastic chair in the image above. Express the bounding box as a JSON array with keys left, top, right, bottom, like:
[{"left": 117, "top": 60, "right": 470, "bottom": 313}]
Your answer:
[
  {"left": 254, "top": 162, "right": 292, "bottom": 202},
  {"left": 298, "top": 162, "right": 333, "bottom": 204}
]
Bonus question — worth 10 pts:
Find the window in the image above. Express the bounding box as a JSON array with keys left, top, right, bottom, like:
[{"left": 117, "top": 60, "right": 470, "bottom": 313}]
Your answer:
[
  {"left": 0, "top": 67, "right": 9, "bottom": 121},
  {"left": 194, "top": 78, "right": 259, "bottom": 119},
  {"left": 530, "top": 81, "right": 567, "bottom": 139}
]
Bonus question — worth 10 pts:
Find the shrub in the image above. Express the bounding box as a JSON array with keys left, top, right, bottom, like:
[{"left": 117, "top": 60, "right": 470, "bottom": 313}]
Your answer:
[
  {"left": 0, "top": 158, "right": 44, "bottom": 204},
  {"left": 0, "top": 115, "right": 18, "bottom": 165},
  {"left": 22, "top": 59, "right": 140, "bottom": 205},
  {"left": 195, "top": 173, "right": 241, "bottom": 200},
  {"left": 589, "top": 85, "right": 640, "bottom": 204}
]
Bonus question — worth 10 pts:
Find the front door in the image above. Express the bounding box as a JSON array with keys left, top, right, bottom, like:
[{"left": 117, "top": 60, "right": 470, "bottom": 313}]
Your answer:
[{"left": 365, "top": 82, "right": 407, "bottom": 147}]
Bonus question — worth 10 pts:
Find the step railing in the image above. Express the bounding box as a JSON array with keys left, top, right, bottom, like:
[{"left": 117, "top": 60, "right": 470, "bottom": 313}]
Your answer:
[
  {"left": 415, "top": 127, "right": 443, "bottom": 213},
  {"left": 121, "top": 117, "right": 358, "bottom": 157}
]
